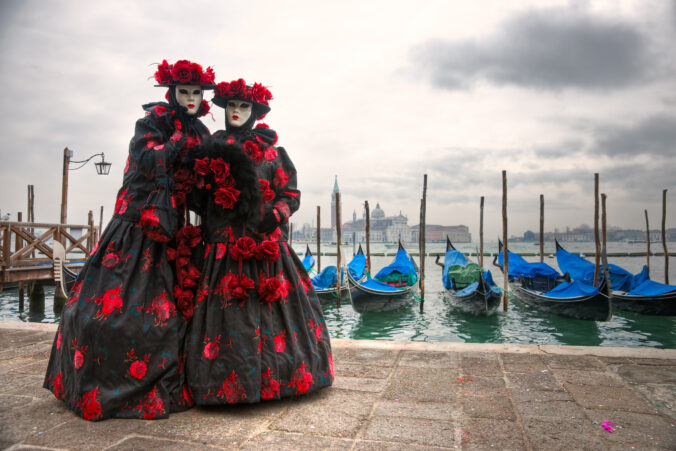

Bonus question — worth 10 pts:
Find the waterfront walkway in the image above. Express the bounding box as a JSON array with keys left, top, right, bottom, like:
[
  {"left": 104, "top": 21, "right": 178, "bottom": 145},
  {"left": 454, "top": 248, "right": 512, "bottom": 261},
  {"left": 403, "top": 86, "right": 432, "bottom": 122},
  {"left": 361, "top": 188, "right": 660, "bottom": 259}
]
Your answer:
[{"left": 1, "top": 321, "right": 674, "bottom": 450}]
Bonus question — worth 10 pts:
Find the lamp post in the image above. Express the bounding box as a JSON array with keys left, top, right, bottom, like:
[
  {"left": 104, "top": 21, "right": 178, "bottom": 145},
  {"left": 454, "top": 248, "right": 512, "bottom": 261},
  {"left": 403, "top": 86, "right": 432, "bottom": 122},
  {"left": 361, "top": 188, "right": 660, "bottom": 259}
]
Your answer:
[{"left": 60, "top": 147, "right": 111, "bottom": 225}]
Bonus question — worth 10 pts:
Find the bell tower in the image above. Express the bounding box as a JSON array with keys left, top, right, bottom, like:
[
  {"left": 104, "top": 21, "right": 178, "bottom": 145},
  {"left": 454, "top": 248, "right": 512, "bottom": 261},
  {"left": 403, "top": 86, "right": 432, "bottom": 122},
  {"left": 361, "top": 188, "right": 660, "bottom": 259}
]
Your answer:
[{"left": 330, "top": 175, "right": 340, "bottom": 229}]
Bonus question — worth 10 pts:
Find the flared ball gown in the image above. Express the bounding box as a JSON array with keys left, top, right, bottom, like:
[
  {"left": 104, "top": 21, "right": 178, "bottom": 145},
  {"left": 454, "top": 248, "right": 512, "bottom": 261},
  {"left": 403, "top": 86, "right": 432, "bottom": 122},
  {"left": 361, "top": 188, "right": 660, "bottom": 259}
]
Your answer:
[
  {"left": 185, "top": 130, "right": 334, "bottom": 404},
  {"left": 43, "top": 102, "right": 210, "bottom": 420}
]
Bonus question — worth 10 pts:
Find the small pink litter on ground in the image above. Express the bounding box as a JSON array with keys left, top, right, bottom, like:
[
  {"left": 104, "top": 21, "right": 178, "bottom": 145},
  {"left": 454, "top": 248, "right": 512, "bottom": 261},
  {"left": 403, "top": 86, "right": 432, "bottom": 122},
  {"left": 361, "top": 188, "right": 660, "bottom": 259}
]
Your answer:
[
  {"left": 601, "top": 420, "right": 615, "bottom": 433},
  {"left": 457, "top": 377, "right": 474, "bottom": 383}
]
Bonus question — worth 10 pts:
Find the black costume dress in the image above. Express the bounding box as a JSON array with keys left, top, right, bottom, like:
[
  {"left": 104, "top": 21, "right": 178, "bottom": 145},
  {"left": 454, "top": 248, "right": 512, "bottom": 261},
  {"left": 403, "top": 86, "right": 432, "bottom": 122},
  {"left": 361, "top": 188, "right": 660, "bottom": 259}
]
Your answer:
[
  {"left": 43, "top": 102, "right": 210, "bottom": 420},
  {"left": 184, "top": 124, "right": 334, "bottom": 404}
]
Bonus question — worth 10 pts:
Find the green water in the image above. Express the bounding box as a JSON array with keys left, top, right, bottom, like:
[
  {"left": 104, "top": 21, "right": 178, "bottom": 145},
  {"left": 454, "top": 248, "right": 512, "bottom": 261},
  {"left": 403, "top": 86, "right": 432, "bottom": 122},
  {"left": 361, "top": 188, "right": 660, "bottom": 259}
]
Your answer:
[{"left": 2, "top": 241, "right": 674, "bottom": 348}]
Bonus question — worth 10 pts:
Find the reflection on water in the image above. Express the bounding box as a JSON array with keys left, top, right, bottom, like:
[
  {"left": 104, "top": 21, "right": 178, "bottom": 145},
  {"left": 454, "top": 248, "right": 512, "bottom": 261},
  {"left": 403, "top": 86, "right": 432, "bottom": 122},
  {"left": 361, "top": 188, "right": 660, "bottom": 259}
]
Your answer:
[{"left": 2, "top": 246, "right": 675, "bottom": 349}]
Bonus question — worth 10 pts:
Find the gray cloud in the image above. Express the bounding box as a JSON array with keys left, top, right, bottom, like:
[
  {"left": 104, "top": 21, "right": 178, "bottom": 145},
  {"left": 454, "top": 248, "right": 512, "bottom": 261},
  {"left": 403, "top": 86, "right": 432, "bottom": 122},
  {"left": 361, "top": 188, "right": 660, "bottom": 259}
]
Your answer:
[
  {"left": 534, "top": 139, "right": 585, "bottom": 159},
  {"left": 590, "top": 114, "right": 676, "bottom": 157},
  {"left": 411, "top": 6, "right": 651, "bottom": 91}
]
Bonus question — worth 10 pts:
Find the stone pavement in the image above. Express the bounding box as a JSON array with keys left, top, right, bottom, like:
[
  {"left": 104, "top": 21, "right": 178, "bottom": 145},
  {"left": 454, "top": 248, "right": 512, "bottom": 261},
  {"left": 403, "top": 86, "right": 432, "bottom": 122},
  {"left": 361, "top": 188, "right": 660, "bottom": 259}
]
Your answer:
[{"left": 1, "top": 321, "right": 675, "bottom": 450}]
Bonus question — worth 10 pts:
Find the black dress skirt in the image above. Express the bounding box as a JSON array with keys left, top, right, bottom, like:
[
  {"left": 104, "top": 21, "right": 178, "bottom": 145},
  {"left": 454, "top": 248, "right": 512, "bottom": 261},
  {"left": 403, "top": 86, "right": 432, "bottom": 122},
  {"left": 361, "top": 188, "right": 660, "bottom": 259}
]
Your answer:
[{"left": 43, "top": 102, "right": 210, "bottom": 420}]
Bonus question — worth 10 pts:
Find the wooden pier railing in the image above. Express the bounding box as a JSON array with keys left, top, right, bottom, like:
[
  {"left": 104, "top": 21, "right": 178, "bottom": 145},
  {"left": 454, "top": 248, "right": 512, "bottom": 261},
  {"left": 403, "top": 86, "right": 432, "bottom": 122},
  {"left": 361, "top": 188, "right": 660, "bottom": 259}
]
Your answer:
[{"left": 0, "top": 220, "right": 97, "bottom": 290}]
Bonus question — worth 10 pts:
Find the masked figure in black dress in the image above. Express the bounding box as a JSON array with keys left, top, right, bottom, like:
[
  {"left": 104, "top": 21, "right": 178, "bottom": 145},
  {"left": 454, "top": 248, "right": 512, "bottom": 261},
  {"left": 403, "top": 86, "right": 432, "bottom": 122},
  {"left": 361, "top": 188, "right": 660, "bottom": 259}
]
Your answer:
[
  {"left": 43, "top": 59, "right": 216, "bottom": 420},
  {"left": 184, "top": 79, "right": 333, "bottom": 404}
]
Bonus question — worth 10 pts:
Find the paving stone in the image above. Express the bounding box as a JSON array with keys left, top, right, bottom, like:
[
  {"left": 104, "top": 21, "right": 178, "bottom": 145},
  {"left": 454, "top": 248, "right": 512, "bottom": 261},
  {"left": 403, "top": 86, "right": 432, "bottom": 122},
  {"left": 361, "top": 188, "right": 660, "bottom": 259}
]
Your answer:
[
  {"left": 632, "top": 383, "right": 676, "bottom": 420},
  {"left": 509, "top": 389, "right": 574, "bottom": 404},
  {"left": 353, "top": 440, "right": 451, "bottom": 450},
  {"left": 457, "top": 376, "right": 506, "bottom": 396},
  {"left": 108, "top": 435, "right": 221, "bottom": 449},
  {"left": 551, "top": 369, "right": 625, "bottom": 387},
  {"left": 619, "top": 364, "right": 676, "bottom": 384},
  {"left": 564, "top": 383, "right": 658, "bottom": 414},
  {"left": 460, "top": 356, "right": 502, "bottom": 377},
  {"left": 334, "top": 362, "right": 392, "bottom": 379},
  {"left": 513, "top": 399, "right": 585, "bottom": 420},
  {"left": 460, "top": 394, "right": 514, "bottom": 420},
  {"left": 382, "top": 367, "right": 458, "bottom": 402},
  {"left": 332, "top": 376, "right": 387, "bottom": 393},
  {"left": 0, "top": 394, "right": 34, "bottom": 411},
  {"left": 2, "top": 374, "right": 53, "bottom": 400},
  {"left": 373, "top": 400, "right": 455, "bottom": 421},
  {"left": 0, "top": 342, "right": 52, "bottom": 361},
  {"left": 23, "top": 416, "right": 145, "bottom": 449},
  {"left": 332, "top": 347, "right": 399, "bottom": 367},
  {"left": 133, "top": 403, "right": 281, "bottom": 447},
  {"left": 584, "top": 408, "right": 676, "bottom": 449},
  {"left": 241, "top": 431, "right": 354, "bottom": 450},
  {"left": 363, "top": 416, "right": 455, "bottom": 448},
  {"left": 521, "top": 417, "right": 605, "bottom": 450},
  {"left": 0, "top": 397, "right": 73, "bottom": 446},
  {"left": 399, "top": 350, "right": 459, "bottom": 369},
  {"left": 543, "top": 354, "right": 606, "bottom": 370},
  {"left": 506, "top": 371, "right": 564, "bottom": 392},
  {"left": 458, "top": 418, "right": 525, "bottom": 450},
  {"left": 271, "top": 387, "right": 375, "bottom": 438},
  {"left": 500, "top": 353, "right": 548, "bottom": 373},
  {"left": 632, "top": 358, "right": 676, "bottom": 367}
]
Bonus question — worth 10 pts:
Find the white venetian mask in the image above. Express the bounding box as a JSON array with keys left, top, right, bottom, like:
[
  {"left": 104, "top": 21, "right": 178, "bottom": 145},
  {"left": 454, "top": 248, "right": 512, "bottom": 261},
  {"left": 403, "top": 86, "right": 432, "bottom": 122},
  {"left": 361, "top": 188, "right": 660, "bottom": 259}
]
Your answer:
[
  {"left": 226, "top": 100, "right": 253, "bottom": 127},
  {"left": 175, "top": 84, "right": 203, "bottom": 115}
]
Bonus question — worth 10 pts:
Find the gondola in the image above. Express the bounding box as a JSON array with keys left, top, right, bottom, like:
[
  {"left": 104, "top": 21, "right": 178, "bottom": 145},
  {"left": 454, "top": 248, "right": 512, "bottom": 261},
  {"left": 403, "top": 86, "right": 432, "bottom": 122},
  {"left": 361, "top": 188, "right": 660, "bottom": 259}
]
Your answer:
[
  {"left": 438, "top": 238, "right": 501, "bottom": 315},
  {"left": 301, "top": 244, "right": 315, "bottom": 273},
  {"left": 311, "top": 245, "right": 367, "bottom": 304},
  {"left": 347, "top": 242, "right": 418, "bottom": 313},
  {"left": 556, "top": 240, "right": 676, "bottom": 315},
  {"left": 53, "top": 241, "right": 79, "bottom": 297},
  {"left": 494, "top": 240, "right": 612, "bottom": 321}
]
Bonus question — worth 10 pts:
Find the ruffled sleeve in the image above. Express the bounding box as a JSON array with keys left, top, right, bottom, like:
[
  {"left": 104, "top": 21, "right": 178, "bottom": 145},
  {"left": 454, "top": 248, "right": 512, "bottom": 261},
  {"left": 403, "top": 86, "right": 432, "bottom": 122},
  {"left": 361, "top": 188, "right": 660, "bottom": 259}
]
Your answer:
[{"left": 259, "top": 146, "right": 300, "bottom": 234}]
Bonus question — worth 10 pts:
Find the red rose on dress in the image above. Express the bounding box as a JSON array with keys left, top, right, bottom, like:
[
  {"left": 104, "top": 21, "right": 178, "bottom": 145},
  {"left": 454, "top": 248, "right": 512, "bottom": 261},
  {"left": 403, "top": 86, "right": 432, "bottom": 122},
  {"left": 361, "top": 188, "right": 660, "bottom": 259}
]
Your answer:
[
  {"left": 230, "top": 236, "right": 257, "bottom": 260},
  {"left": 259, "top": 179, "right": 275, "bottom": 203},
  {"left": 74, "top": 349, "right": 84, "bottom": 369},
  {"left": 215, "top": 242, "right": 227, "bottom": 259},
  {"left": 203, "top": 342, "right": 219, "bottom": 360},
  {"left": 172, "top": 191, "right": 186, "bottom": 207},
  {"left": 147, "top": 291, "right": 176, "bottom": 325},
  {"left": 217, "top": 370, "right": 246, "bottom": 403},
  {"left": 198, "top": 99, "right": 211, "bottom": 117},
  {"left": 101, "top": 252, "right": 119, "bottom": 268},
  {"left": 100, "top": 286, "right": 123, "bottom": 316},
  {"left": 243, "top": 141, "right": 263, "bottom": 163},
  {"left": 193, "top": 157, "right": 210, "bottom": 176},
  {"left": 114, "top": 189, "right": 129, "bottom": 215},
  {"left": 274, "top": 168, "right": 289, "bottom": 187},
  {"left": 154, "top": 105, "right": 167, "bottom": 116},
  {"left": 171, "top": 60, "right": 193, "bottom": 83},
  {"left": 263, "top": 146, "right": 278, "bottom": 160},
  {"left": 177, "top": 225, "right": 202, "bottom": 248},
  {"left": 289, "top": 362, "right": 314, "bottom": 395},
  {"left": 130, "top": 360, "right": 148, "bottom": 379},
  {"left": 137, "top": 386, "right": 165, "bottom": 420},
  {"left": 274, "top": 334, "right": 286, "bottom": 353},
  {"left": 140, "top": 207, "right": 160, "bottom": 228},
  {"left": 52, "top": 373, "right": 64, "bottom": 400},
  {"left": 56, "top": 332, "right": 62, "bottom": 350},
  {"left": 218, "top": 272, "right": 254, "bottom": 301},
  {"left": 214, "top": 186, "right": 240, "bottom": 209},
  {"left": 78, "top": 387, "right": 103, "bottom": 421},
  {"left": 209, "top": 158, "right": 231, "bottom": 184},
  {"left": 257, "top": 273, "right": 289, "bottom": 303},
  {"left": 260, "top": 368, "right": 280, "bottom": 400},
  {"left": 255, "top": 239, "right": 281, "bottom": 262}
]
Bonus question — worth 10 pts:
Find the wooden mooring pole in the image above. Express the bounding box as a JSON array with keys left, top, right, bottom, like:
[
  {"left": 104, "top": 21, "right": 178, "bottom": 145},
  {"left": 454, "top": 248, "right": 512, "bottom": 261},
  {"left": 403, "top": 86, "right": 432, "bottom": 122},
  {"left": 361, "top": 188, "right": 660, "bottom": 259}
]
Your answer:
[
  {"left": 335, "top": 193, "right": 342, "bottom": 307},
  {"left": 419, "top": 174, "right": 427, "bottom": 312},
  {"left": 16, "top": 212, "right": 24, "bottom": 311},
  {"left": 502, "top": 170, "right": 509, "bottom": 311},
  {"left": 593, "top": 173, "right": 600, "bottom": 287},
  {"left": 316, "top": 206, "right": 321, "bottom": 273},
  {"left": 539, "top": 194, "right": 544, "bottom": 263},
  {"left": 365, "top": 201, "right": 371, "bottom": 275},
  {"left": 644, "top": 209, "right": 651, "bottom": 274},
  {"left": 663, "top": 189, "right": 669, "bottom": 284},
  {"left": 479, "top": 196, "right": 484, "bottom": 268}
]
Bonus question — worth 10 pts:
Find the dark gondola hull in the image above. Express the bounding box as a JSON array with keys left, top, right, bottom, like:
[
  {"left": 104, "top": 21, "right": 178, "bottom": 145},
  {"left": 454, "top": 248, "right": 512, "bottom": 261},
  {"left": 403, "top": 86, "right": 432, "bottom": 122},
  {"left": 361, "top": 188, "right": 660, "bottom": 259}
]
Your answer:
[
  {"left": 446, "top": 287, "right": 502, "bottom": 316},
  {"left": 611, "top": 292, "right": 676, "bottom": 315},
  {"left": 512, "top": 279, "right": 612, "bottom": 321},
  {"left": 346, "top": 271, "right": 415, "bottom": 313}
]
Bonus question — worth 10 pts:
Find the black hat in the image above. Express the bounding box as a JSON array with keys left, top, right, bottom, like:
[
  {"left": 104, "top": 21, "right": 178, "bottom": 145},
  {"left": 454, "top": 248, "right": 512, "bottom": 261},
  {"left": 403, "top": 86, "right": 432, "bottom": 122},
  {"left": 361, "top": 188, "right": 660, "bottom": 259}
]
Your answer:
[
  {"left": 212, "top": 79, "right": 272, "bottom": 119},
  {"left": 153, "top": 59, "right": 216, "bottom": 90}
]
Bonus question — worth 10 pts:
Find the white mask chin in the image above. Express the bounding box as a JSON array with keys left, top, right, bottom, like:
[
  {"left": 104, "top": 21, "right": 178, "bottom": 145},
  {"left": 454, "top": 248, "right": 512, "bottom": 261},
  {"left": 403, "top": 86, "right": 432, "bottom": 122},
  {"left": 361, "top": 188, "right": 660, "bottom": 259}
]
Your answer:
[
  {"left": 175, "top": 84, "right": 203, "bottom": 115},
  {"left": 226, "top": 100, "right": 253, "bottom": 127}
]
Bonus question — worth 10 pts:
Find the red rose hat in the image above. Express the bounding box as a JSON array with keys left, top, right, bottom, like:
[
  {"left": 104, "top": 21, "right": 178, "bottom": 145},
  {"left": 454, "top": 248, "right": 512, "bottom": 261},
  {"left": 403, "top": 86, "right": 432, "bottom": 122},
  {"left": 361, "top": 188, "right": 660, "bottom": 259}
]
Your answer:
[
  {"left": 212, "top": 79, "right": 273, "bottom": 119},
  {"left": 154, "top": 59, "right": 216, "bottom": 89}
]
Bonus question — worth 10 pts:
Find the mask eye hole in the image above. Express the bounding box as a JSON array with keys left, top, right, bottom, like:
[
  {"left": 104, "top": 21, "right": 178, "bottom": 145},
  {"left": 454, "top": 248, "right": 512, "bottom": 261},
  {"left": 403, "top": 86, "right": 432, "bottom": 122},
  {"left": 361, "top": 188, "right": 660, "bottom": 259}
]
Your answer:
[
  {"left": 193, "top": 89, "right": 201, "bottom": 95},
  {"left": 179, "top": 89, "right": 189, "bottom": 95}
]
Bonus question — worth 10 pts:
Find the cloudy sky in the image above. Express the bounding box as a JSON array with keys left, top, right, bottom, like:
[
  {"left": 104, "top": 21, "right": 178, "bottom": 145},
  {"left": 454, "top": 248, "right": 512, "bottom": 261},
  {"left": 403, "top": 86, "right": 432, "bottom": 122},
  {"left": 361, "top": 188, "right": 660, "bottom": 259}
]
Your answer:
[{"left": 1, "top": 0, "right": 675, "bottom": 239}]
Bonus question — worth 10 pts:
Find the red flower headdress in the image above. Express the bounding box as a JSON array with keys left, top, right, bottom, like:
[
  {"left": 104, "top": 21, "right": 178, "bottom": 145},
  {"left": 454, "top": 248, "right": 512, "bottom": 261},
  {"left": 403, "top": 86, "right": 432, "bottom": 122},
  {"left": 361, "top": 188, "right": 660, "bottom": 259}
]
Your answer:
[
  {"left": 154, "top": 59, "right": 216, "bottom": 88},
  {"left": 212, "top": 79, "right": 273, "bottom": 119}
]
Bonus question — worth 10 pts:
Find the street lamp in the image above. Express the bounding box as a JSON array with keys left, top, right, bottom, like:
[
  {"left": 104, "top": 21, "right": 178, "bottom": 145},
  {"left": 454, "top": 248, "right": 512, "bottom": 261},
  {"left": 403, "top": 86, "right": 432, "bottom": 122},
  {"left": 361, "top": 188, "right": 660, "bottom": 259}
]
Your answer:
[{"left": 60, "top": 147, "right": 112, "bottom": 225}]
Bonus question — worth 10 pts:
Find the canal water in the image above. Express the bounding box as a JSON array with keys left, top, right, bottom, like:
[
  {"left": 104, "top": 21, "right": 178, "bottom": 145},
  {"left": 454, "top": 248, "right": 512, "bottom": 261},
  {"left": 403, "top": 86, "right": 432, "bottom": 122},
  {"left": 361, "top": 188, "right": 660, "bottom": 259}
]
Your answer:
[{"left": 1, "top": 241, "right": 674, "bottom": 348}]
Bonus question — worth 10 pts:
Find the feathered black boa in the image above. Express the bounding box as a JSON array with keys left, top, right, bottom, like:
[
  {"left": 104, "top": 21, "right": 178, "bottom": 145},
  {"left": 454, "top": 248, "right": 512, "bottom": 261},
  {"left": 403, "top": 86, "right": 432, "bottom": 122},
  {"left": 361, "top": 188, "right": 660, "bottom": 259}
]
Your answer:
[{"left": 191, "top": 137, "right": 262, "bottom": 225}]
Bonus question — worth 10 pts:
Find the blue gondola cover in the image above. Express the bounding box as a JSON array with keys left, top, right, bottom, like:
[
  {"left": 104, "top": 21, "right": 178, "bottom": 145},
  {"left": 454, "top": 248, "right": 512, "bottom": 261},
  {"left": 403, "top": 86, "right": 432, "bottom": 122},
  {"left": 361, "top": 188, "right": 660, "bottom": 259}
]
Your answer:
[
  {"left": 556, "top": 247, "right": 650, "bottom": 291},
  {"left": 311, "top": 266, "right": 337, "bottom": 290},
  {"left": 347, "top": 253, "right": 367, "bottom": 279},
  {"left": 627, "top": 279, "right": 676, "bottom": 296},
  {"left": 497, "top": 251, "right": 559, "bottom": 279},
  {"left": 375, "top": 248, "right": 417, "bottom": 279},
  {"left": 544, "top": 280, "right": 600, "bottom": 298}
]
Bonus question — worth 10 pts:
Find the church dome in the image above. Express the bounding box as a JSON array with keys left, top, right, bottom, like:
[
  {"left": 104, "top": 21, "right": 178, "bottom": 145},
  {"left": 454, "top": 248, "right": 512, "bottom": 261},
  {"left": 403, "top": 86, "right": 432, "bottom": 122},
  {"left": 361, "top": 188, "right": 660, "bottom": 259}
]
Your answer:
[{"left": 372, "top": 203, "right": 385, "bottom": 219}]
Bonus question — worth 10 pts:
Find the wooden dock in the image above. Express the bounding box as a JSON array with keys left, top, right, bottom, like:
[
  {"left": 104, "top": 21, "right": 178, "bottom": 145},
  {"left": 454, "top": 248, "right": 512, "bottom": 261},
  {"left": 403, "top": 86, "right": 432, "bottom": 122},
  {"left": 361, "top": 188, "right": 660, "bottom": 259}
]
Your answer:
[{"left": 0, "top": 220, "right": 95, "bottom": 292}]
